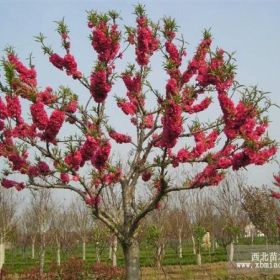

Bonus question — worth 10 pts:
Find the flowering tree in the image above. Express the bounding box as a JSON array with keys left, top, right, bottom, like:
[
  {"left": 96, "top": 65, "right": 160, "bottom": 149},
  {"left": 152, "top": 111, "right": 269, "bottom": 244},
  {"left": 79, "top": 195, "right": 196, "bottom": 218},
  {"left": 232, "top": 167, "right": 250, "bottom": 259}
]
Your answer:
[{"left": 0, "top": 5, "right": 277, "bottom": 279}]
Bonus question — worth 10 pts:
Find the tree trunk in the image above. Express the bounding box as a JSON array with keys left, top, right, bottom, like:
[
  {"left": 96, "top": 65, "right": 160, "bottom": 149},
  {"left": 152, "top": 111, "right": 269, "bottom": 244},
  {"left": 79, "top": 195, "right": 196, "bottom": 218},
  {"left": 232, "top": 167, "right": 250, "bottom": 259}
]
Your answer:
[
  {"left": 191, "top": 235, "right": 196, "bottom": 255},
  {"left": 109, "top": 245, "right": 112, "bottom": 260},
  {"left": 57, "top": 242, "right": 61, "bottom": 266},
  {"left": 178, "top": 228, "right": 182, "bottom": 258},
  {"left": 31, "top": 238, "right": 35, "bottom": 259},
  {"left": 156, "top": 246, "right": 162, "bottom": 269},
  {"left": 96, "top": 242, "right": 100, "bottom": 263},
  {"left": 0, "top": 238, "right": 5, "bottom": 270},
  {"left": 229, "top": 241, "right": 234, "bottom": 262},
  {"left": 39, "top": 232, "right": 45, "bottom": 275},
  {"left": 112, "top": 234, "right": 118, "bottom": 267},
  {"left": 123, "top": 239, "right": 140, "bottom": 280},
  {"left": 82, "top": 240, "right": 86, "bottom": 261},
  {"left": 196, "top": 252, "right": 201, "bottom": 265}
]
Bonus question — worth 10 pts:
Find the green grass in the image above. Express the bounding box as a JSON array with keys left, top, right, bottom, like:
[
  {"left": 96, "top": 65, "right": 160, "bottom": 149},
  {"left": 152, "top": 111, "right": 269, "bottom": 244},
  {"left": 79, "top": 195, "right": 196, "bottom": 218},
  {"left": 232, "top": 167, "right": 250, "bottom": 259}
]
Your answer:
[{"left": 2, "top": 237, "right": 265, "bottom": 274}]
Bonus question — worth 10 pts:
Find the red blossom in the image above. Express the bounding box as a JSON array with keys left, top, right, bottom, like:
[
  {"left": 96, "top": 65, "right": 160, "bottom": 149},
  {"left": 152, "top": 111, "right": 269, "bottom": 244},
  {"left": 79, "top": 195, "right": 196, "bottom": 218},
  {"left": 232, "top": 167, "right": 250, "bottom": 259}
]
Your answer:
[
  {"left": 122, "top": 73, "right": 142, "bottom": 93},
  {"left": 60, "top": 173, "right": 70, "bottom": 183},
  {"left": 12, "top": 123, "right": 36, "bottom": 138},
  {"left": 28, "top": 166, "right": 40, "bottom": 177},
  {"left": 109, "top": 130, "right": 131, "bottom": 144},
  {"left": 165, "top": 41, "right": 181, "bottom": 67},
  {"left": 37, "top": 161, "right": 51, "bottom": 175},
  {"left": 91, "top": 21, "right": 120, "bottom": 62},
  {"left": 142, "top": 170, "right": 152, "bottom": 182},
  {"left": 49, "top": 53, "right": 64, "bottom": 70},
  {"left": 37, "top": 87, "right": 57, "bottom": 105},
  {"left": 143, "top": 114, "right": 154, "bottom": 129},
  {"left": 166, "top": 78, "right": 178, "bottom": 97},
  {"left": 80, "top": 136, "right": 99, "bottom": 164},
  {"left": 161, "top": 100, "right": 183, "bottom": 148},
  {"left": 1, "top": 178, "right": 25, "bottom": 191},
  {"left": 30, "top": 101, "right": 49, "bottom": 130},
  {"left": 64, "top": 100, "right": 78, "bottom": 113},
  {"left": 117, "top": 100, "right": 137, "bottom": 115},
  {"left": 42, "top": 109, "right": 65, "bottom": 143},
  {"left": 8, "top": 53, "right": 37, "bottom": 87},
  {"left": 63, "top": 54, "right": 82, "bottom": 79},
  {"left": 271, "top": 191, "right": 280, "bottom": 200},
  {"left": 8, "top": 153, "right": 27, "bottom": 172},
  {"left": 0, "top": 98, "right": 8, "bottom": 120},
  {"left": 6, "top": 96, "right": 22, "bottom": 122},
  {"left": 90, "top": 69, "right": 112, "bottom": 103},
  {"left": 65, "top": 150, "right": 82, "bottom": 171},
  {"left": 91, "top": 141, "right": 111, "bottom": 170},
  {"left": 135, "top": 16, "right": 159, "bottom": 66}
]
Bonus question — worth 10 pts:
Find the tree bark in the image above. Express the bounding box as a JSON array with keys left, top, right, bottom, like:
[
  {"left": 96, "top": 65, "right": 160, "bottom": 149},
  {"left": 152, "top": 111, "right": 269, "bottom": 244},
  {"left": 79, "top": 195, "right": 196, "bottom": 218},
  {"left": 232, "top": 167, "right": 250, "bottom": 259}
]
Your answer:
[
  {"left": 57, "top": 242, "right": 61, "bottom": 266},
  {"left": 191, "top": 235, "right": 196, "bottom": 255},
  {"left": 229, "top": 241, "right": 234, "bottom": 262},
  {"left": 123, "top": 239, "right": 140, "bottom": 280},
  {"left": 178, "top": 228, "right": 182, "bottom": 258},
  {"left": 196, "top": 252, "right": 201, "bottom": 265},
  {"left": 31, "top": 238, "right": 35, "bottom": 259},
  {"left": 39, "top": 232, "right": 45, "bottom": 275},
  {"left": 96, "top": 242, "right": 100, "bottom": 263},
  {"left": 109, "top": 245, "right": 112, "bottom": 260},
  {"left": 0, "top": 237, "right": 5, "bottom": 270},
  {"left": 82, "top": 240, "right": 86, "bottom": 261},
  {"left": 112, "top": 234, "right": 118, "bottom": 267}
]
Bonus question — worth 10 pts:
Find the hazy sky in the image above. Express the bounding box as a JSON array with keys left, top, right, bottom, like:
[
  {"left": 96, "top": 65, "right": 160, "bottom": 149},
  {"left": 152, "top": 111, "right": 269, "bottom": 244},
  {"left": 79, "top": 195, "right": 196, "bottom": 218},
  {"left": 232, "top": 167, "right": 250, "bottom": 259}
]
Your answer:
[{"left": 0, "top": 0, "right": 279, "bottom": 202}]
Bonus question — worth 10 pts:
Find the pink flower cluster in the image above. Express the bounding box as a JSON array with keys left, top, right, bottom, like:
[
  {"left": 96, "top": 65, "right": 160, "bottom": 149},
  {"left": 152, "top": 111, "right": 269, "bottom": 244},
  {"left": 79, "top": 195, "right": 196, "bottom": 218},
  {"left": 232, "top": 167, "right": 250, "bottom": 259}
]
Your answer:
[
  {"left": 1, "top": 178, "right": 25, "bottom": 191},
  {"left": 42, "top": 109, "right": 65, "bottom": 143},
  {"left": 109, "top": 130, "right": 131, "bottom": 144},
  {"left": 36, "top": 87, "right": 57, "bottom": 105},
  {"left": 91, "top": 141, "right": 111, "bottom": 171},
  {"left": 135, "top": 16, "right": 159, "bottom": 66},
  {"left": 182, "top": 37, "right": 212, "bottom": 84},
  {"left": 6, "top": 96, "right": 22, "bottom": 123},
  {"left": 160, "top": 100, "right": 183, "bottom": 148},
  {"left": 90, "top": 69, "right": 112, "bottom": 103},
  {"left": 165, "top": 41, "right": 181, "bottom": 67},
  {"left": 30, "top": 102, "right": 49, "bottom": 130},
  {"left": 90, "top": 20, "right": 120, "bottom": 63},
  {"left": 117, "top": 99, "right": 137, "bottom": 115},
  {"left": 8, "top": 54, "right": 37, "bottom": 87},
  {"left": 49, "top": 53, "right": 82, "bottom": 79}
]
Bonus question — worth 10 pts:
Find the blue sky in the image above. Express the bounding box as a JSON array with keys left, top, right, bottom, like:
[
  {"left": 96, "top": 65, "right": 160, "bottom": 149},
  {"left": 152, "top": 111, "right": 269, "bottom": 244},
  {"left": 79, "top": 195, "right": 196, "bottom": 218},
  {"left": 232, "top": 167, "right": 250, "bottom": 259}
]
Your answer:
[{"left": 0, "top": 0, "right": 279, "bottom": 195}]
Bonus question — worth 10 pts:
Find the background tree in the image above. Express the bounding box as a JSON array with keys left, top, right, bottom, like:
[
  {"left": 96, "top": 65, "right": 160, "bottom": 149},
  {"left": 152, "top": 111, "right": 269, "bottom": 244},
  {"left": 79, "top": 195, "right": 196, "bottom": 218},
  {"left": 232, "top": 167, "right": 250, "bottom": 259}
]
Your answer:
[
  {"left": 0, "top": 4, "right": 277, "bottom": 279},
  {"left": 242, "top": 185, "right": 280, "bottom": 244},
  {"left": 28, "top": 189, "right": 54, "bottom": 274},
  {"left": 0, "top": 188, "right": 18, "bottom": 270},
  {"left": 167, "top": 192, "right": 191, "bottom": 259},
  {"left": 69, "top": 198, "right": 93, "bottom": 261},
  {"left": 212, "top": 174, "right": 247, "bottom": 261}
]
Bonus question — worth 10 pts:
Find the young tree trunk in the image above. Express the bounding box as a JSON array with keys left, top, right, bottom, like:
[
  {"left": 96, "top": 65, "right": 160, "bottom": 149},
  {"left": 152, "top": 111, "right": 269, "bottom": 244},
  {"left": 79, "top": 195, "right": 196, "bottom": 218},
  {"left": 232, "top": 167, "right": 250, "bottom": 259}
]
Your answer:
[
  {"left": 109, "top": 245, "right": 112, "bottom": 260},
  {"left": 82, "top": 240, "right": 86, "bottom": 261},
  {"left": 57, "top": 241, "right": 61, "bottom": 267},
  {"left": 196, "top": 252, "right": 202, "bottom": 265},
  {"left": 229, "top": 241, "right": 234, "bottom": 262},
  {"left": 156, "top": 246, "right": 162, "bottom": 269},
  {"left": 31, "top": 237, "right": 35, "bottom": 259},
  {"left": 0, "top": 237, "right": 5, "bottom": 270},
  {"left": 39, "top": 232, "right": 45, "bottom": 275},
  {"left": 178, "top": 228, "right": 182, "bottom": 258},
  {"left": 123, "top": 239, "right": 140, "bottom": 280},
  {"left": 96, "top": 242, "right": 100, "bottom": 263},
  {"left": 191, "top": 235, "right": 196, "bottom": 255},
  {"left": 112, "top": 234, "right": 118, "bottom": 267}
]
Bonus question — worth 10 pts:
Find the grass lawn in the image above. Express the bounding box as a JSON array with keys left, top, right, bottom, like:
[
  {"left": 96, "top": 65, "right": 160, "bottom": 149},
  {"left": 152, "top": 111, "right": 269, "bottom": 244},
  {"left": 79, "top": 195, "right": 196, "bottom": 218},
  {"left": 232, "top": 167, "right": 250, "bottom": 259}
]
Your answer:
[{"left": 2, "top": 236, "right": 271, "bottom": 275}]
